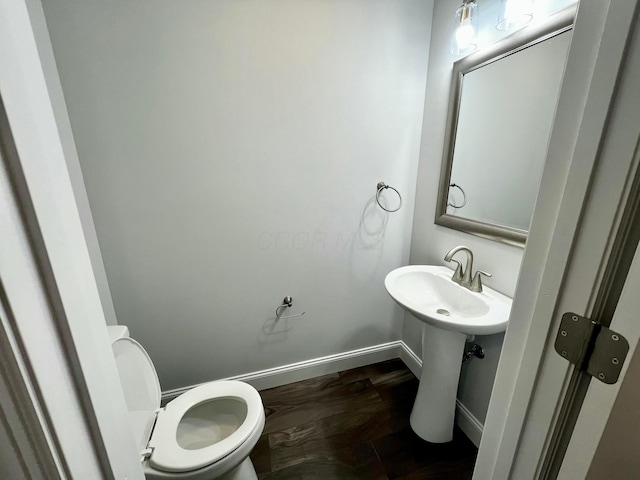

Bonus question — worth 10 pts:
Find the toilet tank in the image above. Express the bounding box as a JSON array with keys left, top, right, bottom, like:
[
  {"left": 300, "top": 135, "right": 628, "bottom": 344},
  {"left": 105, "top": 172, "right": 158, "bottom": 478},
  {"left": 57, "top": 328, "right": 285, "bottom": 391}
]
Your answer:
[{"left": 108, "top": 326, "right": 161, "bottom": 453}]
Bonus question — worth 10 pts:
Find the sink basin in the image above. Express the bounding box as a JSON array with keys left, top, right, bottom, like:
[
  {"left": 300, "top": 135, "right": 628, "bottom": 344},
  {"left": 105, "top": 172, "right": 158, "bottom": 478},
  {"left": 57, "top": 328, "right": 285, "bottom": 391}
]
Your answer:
[
  {"left": 384, "top": 264, "right": 512, "bottom": 443},
  {"left": 384, "top": 265, "right": 512, "bottom": 335}
]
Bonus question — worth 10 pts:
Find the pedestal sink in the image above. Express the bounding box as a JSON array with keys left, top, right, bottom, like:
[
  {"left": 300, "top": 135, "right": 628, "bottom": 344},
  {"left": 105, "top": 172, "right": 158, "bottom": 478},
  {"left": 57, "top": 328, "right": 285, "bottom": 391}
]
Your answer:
[{"left": 384, "top": 265, "right": 512, "bottom": 443}]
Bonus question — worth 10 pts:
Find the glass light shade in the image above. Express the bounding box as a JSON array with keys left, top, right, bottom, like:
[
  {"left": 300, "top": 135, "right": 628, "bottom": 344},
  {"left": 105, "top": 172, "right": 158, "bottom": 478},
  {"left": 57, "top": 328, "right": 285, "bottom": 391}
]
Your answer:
[
  {"left": 496, "top": 0, "right": 534, "bottom": 31},
  {"left": 450, "top": 0, "right": 479, "bottom": 56}
]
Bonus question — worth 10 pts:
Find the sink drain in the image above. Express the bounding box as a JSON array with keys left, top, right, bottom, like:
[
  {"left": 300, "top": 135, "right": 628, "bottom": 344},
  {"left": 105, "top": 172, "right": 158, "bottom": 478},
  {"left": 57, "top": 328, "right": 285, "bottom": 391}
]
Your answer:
[{"left": 436, "top": 308, "right": 450, "bottom": 316}]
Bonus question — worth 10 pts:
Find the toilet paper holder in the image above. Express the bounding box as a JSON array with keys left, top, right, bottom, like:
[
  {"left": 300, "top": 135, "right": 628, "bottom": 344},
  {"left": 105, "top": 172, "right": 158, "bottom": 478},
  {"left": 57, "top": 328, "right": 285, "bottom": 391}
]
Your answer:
[{"left": 275, "top": 296, "right": 306, "bottom": 320}]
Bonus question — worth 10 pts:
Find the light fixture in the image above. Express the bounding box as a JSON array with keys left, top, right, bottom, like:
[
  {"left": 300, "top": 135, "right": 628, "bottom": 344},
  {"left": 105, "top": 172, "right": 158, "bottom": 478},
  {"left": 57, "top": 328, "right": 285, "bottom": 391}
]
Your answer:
[
  {"left": 450, "top": 0, "right": 479, "bottom": 56},
  {"left": 496, "top": 0, "right": 534, "bottom": 31}
]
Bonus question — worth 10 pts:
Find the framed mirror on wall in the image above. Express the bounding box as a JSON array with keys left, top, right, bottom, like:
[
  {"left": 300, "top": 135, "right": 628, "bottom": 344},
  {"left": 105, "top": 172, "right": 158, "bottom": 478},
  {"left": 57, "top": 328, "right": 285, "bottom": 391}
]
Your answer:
[{"left": 435, "top": 7, "right": 574, "bottom": 247}]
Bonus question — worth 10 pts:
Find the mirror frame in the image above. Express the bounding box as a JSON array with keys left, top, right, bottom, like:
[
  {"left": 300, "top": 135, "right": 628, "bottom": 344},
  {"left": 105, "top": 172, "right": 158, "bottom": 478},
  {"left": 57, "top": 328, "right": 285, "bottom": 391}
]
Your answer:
[{"left": 435, "top": 6, "right": 575, "bottom": 248}]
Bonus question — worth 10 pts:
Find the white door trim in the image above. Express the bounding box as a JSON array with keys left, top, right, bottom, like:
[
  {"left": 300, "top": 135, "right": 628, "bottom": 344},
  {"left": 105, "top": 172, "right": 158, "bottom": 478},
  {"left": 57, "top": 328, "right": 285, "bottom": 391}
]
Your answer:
[
  {"left": 0, "top": 1, "right": 143, "bottom": 478},
  {"left": 474, "top": 1, "right": 640, "bottom": 478},
  {"left": 556, "top": 11, "right": 640, "bottom": 476}
]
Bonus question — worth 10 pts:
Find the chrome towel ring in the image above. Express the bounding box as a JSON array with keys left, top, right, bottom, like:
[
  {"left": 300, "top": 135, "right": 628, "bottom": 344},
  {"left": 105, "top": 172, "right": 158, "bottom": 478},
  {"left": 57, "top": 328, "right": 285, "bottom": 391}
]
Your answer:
[
  {"left": 275, "top": 296, "right": 305, "bottom": 320},
  {"left": 376, "top": 182, "right": 402, "bottom": 213},
  {"left": 448, "top": 183, "right": 467, "bottom": 209}
]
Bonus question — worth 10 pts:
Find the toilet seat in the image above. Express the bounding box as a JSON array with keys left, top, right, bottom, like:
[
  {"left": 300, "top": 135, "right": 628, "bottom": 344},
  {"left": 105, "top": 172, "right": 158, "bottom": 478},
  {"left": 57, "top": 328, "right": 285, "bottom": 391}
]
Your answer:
[
  {"left": 148, "top": 380, "right": 264, "bottom": 473},
  {"left": 112, "top": 337, "right": 162, "bottom": 454},
  {"left": 110, "top": 333, "right": 265, "bottom": 476}
]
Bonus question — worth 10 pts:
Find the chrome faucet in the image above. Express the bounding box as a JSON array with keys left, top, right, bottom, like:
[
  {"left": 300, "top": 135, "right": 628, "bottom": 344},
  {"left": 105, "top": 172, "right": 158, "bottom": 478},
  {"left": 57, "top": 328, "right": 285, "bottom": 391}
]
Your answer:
[
  {"left": 444, "top": 246, "right": 492, "bottom": 292},
  {"left": 444, "top": 246, "right": 473, "bottom": 286}
]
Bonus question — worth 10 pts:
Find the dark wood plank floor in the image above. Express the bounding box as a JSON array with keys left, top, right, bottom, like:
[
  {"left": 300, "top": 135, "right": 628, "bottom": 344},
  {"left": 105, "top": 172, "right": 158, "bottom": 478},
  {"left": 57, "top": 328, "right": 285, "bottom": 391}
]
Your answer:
[{"left": 250, "top": 359, "right": 477, "bottom": 479}]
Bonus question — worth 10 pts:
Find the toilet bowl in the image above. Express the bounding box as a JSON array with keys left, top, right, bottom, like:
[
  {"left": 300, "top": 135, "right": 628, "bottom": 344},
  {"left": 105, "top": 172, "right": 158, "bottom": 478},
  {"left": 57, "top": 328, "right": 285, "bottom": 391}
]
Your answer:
[{"left": 108, "top": 326, "right": 265, "bottom": 480}]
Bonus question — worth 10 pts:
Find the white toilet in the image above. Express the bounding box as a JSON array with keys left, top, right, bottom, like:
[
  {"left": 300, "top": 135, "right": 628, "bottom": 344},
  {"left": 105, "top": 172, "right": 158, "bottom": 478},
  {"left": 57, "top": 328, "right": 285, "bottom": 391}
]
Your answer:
[{"left": 108, "top": 326, "right": 265, "bottom": 480}]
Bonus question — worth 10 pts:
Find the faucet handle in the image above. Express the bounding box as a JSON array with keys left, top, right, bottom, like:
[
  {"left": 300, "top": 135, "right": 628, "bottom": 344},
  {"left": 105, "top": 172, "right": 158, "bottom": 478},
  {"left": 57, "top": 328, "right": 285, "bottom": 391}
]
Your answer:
[
  {"left": 470, "top": 270, "right": 492, "bottom": 292},
  {"left": 450, "top": 260, "right": 464, "bottom": 284}
]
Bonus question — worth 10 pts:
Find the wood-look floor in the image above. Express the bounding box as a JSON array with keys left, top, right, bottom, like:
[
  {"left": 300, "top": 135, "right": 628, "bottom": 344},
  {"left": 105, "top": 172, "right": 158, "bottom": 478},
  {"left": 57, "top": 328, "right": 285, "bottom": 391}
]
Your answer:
[{"left": 249, "top": 359, "right": 477, "bottom": 479}]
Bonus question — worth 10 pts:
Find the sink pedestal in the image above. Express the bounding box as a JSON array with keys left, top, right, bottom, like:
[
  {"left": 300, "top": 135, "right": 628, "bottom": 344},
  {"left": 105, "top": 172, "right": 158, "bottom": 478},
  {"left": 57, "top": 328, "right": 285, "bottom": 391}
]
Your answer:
[{"left": 410, "top": 323, "right": 466, "bottom": 443}]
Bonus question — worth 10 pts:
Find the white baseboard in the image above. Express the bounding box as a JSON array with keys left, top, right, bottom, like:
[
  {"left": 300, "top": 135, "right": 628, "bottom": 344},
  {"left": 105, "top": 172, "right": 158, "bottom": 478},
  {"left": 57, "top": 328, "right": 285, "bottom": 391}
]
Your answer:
[
  {"left": 162, "top": 340, "right": 403, "bottom": 402},
  {"left": 399, "top": 341, "right": 422, "bottom": 378},
  {"left": 455, "top": 399, "right": 484, "bottom": 448},
  {"left": 161, "top": 340, "right": 484, "bottom": 447}
]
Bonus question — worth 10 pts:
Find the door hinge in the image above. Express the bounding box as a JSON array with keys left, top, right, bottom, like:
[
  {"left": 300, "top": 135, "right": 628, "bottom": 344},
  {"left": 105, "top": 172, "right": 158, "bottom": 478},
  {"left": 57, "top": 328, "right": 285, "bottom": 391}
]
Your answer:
[{"left": 554, "top": 312, "right": 629, "bottom": 384}]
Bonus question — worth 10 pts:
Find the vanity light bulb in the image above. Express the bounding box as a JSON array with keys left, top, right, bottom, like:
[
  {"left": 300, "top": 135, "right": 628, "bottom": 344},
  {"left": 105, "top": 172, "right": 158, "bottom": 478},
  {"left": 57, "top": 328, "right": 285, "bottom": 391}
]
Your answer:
[
  {"left": 496, "top": 0, "right": 534, "bottom": 31},
  {"left": 450, "top": 0, "right": 479, "bottom": 56},
  {"left": 456, "top": 22, "right": 475, "bottom": 50}
]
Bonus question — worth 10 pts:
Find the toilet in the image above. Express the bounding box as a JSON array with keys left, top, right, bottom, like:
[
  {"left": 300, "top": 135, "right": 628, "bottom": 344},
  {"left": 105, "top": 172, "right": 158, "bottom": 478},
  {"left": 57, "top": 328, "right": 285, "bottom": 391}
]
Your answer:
[{"left": 108, "top": 326, "right": 265, "bottom": 480}]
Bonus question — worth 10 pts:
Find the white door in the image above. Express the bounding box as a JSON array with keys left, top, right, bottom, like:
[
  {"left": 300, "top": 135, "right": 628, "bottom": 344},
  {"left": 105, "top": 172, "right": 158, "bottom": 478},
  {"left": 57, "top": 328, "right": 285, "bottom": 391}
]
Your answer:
[{"left": 474, "top": 0, "right": 640, "bottom": 478}]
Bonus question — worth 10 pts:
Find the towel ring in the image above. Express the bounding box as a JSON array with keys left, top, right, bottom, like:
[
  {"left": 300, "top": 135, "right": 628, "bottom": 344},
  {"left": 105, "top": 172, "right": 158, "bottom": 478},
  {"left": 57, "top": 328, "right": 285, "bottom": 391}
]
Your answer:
[
  {"left": 376, "top": 182, "right": 402, "bottom": 213},
  {"left": 448, "top": 183, "right": 467, "bottom": 209}
]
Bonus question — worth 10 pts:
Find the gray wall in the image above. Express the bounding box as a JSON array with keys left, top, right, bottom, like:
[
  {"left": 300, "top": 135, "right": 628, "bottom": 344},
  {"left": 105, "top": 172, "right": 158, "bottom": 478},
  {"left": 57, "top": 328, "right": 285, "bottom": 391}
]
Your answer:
[
  {"left": 41, "top": 0, "right": 433, "bottom": 391},
  {"left": 407, "top": 0, "right": 576, "bottom": 424}
]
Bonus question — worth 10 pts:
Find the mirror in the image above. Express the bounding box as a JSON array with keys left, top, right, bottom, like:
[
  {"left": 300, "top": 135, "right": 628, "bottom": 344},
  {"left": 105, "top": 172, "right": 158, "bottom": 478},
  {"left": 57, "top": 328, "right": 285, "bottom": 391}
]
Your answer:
[{"left": 435, "top": 8, "right": 574, "bottom": 247}]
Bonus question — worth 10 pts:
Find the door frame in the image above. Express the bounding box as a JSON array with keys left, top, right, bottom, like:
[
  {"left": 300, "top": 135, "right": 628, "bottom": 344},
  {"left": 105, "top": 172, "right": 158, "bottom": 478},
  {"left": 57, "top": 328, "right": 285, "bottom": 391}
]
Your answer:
[
  {"left": 558, "top": 235, "right": 640, "bottom": 479},
  {"left": 0, "top": 1, "right": 143, "bottom": 478},
  {"left": 474, "top": 0, "right": 640, "bottom": 478}
]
